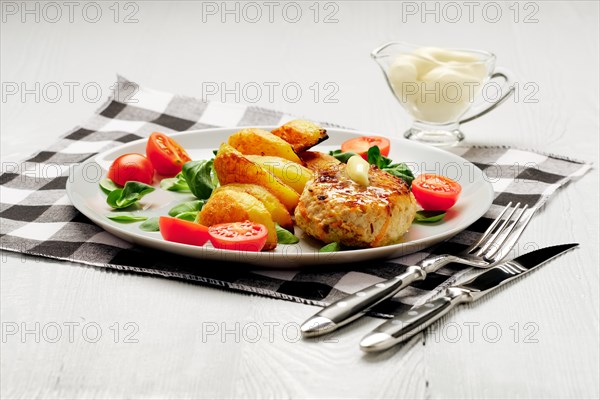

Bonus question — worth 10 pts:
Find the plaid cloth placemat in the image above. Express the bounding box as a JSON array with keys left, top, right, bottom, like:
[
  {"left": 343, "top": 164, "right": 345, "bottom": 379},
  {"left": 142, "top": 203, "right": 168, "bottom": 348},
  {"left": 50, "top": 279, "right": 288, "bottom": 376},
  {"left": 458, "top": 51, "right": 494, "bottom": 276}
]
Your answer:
[{"left": 0, "top": 76, "right": 592, "bottom": 318}]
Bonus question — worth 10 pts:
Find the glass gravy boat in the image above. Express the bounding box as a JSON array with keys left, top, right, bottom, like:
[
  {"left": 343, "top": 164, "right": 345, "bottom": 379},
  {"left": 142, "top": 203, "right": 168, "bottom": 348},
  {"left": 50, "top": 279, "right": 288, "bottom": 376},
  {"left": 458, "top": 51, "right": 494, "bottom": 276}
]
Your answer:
[{"left": 372, "top": 42, "right": 514, "bottom": 146}]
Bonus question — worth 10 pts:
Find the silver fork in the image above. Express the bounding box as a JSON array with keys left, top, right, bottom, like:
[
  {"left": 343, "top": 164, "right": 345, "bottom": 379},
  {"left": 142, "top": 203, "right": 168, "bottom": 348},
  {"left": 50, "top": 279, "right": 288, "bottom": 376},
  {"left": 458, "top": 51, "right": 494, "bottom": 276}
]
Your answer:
[{"left": 300, "top": 202, "right": 535, "bottom": 337}]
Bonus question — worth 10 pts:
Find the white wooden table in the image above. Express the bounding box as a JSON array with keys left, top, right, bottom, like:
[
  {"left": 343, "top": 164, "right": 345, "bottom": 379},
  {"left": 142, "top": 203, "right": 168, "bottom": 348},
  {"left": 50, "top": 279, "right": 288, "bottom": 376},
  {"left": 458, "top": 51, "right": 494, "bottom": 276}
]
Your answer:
[{"left": 1, "top": 1, "right": 598, "bottom": 399}]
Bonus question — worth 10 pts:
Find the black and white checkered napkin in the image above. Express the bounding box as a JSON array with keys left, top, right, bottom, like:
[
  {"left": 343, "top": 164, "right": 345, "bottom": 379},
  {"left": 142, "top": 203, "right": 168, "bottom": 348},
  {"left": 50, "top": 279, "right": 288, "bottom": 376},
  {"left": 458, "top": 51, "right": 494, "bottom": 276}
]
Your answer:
[{"left": 0, "top": 77, "right": 592, "bottom": 318}]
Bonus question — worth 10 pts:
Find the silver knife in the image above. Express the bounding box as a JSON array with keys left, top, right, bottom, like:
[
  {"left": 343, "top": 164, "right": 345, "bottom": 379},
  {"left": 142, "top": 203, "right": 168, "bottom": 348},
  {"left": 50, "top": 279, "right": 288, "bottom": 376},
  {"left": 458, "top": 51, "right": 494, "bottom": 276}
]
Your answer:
[
  {"left": 359, "top": 243, "right": 578, "bottom": 352},
  {"left": 300, "top": 254, "right": 475, "bottom": 336}
]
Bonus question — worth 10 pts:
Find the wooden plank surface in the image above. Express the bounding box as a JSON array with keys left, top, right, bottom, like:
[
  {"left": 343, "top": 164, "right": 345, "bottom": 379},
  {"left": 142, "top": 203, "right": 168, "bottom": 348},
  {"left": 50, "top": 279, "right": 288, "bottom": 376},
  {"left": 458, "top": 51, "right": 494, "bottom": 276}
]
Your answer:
[{"left": 1, "top": 1, "right": 598, "bottom": 399}]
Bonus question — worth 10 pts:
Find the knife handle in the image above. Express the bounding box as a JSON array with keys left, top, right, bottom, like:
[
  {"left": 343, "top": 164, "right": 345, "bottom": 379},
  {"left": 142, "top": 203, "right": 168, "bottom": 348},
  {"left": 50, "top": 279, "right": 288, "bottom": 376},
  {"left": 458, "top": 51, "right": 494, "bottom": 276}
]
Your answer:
[
  {"left": 300, "top": 266, "right": 427, "bottom": 337},
  {"left": 301, "top": 255, "right": 457, "bottom": 337},
  {"left": 360, "top": 287, "right": 472, "bottom": 352}
]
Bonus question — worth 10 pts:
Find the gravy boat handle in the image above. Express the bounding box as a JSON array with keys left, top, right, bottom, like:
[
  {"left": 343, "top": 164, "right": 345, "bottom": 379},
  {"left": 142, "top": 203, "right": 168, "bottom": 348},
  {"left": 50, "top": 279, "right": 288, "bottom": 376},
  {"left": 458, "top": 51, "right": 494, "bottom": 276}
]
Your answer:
[{"left": 460, "top": 67, "right": 515, "bottom": 124}]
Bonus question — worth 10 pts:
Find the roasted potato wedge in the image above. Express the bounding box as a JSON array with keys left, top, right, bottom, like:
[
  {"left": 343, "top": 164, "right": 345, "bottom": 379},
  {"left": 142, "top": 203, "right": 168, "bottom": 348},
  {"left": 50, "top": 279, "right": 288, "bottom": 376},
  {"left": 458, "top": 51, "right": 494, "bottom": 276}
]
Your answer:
[
  {"left": 245, "top": 155, "right": 313, "bottom": 194},
  {"left": 198, "top": 189, "right": 277, "bottom": 251},
  {"left": 228, "top": 128, "right": 302, "bottom": 164},
  {"left": 299, "top": 151, "right": 341, "bottom": 172},
  {"left": 213, "top": 143, "right": 300, "bottom": 212},
  {"left": 213, "top": 183, "right": 293, "bottom": 232},
  {"left": 271, "top": 120, "right": 328, "bottom": 153}
]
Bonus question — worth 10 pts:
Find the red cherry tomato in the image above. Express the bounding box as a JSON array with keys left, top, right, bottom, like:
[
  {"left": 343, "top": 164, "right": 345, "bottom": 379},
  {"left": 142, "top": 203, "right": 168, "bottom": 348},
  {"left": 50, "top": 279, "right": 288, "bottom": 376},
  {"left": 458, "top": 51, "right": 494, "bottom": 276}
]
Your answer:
[
  {"left": 411, "top": 174, "right": 462, "bottom": 211},
  {"left": 146, "top": 132, "right": 191, "bottom": 176},
  {"left": 208, "top": 221, "right": 268, "bottom": 252},
  {"left": 341, "top": 136, "right": 391, "bottom": 161},
  {"left": 159, "top": 216, "right": 210, "bottom": 247},
  {"left": 107, "top": 153, "right": 154, "bottom": 186}
]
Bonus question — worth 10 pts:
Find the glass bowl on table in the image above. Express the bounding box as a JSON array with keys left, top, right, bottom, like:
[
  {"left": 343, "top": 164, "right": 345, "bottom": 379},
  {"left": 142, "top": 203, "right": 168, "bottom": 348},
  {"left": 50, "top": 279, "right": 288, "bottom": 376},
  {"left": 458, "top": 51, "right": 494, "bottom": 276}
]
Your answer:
[{"left": 372, "top": 42, "right": 514, "bottom": 146}]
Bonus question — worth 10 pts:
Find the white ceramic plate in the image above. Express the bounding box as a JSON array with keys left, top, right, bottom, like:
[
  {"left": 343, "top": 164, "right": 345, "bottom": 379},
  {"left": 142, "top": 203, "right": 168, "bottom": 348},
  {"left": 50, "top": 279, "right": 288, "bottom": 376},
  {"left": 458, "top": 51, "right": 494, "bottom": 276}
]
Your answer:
[{"left": 66, "top": 127, "right": 493, "bottom": 268}]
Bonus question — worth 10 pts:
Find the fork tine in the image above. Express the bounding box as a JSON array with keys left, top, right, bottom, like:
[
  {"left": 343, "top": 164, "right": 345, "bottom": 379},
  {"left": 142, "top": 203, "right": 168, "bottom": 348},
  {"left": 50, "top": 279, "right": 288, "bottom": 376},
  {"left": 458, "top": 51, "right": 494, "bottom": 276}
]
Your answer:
[
  {"left": 464, "top": 202, "right": 513, "bottom": 254},
  {"left": 482, "top": 204, "right": 528, "bottom": 259},
  {"left": 484, "top": 205, "right": 536, "bottom": 262},
  {"left": 476, "top": 202, "right": 521, "bottom": 256}
]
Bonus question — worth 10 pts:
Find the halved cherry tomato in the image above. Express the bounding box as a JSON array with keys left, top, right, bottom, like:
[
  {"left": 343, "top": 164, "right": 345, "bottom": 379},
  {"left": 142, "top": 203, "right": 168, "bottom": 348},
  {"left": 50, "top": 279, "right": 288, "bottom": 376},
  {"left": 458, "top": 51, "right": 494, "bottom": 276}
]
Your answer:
[
  {"left": 146, "top": 132, "right": 192, "bottom": 176},
  {"left": 159, "top": 216, "right": 210, "bottom": 246},
  {"left": 208, "top": 221, "right": 268, "bottom": 252},
  {"left": 411, "top": 174, "right": 462, "bottom": 211},
  {"left": 107, "top": 153, "right": 154, "bottom": 186},
  {"left": 341, "top": 136, "right": 391, "bottom": 161}
]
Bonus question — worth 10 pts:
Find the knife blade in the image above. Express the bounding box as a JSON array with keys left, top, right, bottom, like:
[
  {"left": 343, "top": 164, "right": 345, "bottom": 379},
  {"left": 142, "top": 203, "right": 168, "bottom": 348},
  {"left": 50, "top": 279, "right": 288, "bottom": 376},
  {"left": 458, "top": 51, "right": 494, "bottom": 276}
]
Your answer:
[{"left": 359, "top": 243, "right": 578, "bottom": 352}]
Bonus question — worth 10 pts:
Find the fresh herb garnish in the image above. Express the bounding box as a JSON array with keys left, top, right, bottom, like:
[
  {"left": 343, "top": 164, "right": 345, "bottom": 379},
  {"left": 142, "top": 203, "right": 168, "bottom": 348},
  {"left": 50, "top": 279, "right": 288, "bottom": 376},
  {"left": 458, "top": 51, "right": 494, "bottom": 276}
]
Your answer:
[
  {"left": 181, "top": 159, "right": 219, "bottom": 200},
  {"left": 275, "top": 224, "right": 300, "bottom": 244},
  {"left": 329, "top": 149, "right": 359, "bottom": 163},
  {"left": 160, "top": 172, "right": 190, "bottom": 192},
  {"left": 99, "top": 178, "right": 122, "bottom": 195},
  {"left": 367, "top": 146, "right": 392, "bottom": 168},
  {"left": 107, "top": 213, "right": 148, "bottom": 223},
  {"left": 367, "top": 146, "right": 414, "bottom": 187},
  {"left": 139, "top": 216, "right": 161, "bottom": 231},
  {"left": 168, "top": 200, "right": 206, "bottom": 217},
  {"left": 328, "top": 146, "right": 414, "bottom": 187},
  {"left": 167, "top": 199, "right": 206, "bottom": 222},
  {"left": 174, "top": 212, "right": 198, "bottom": 222},
  {"left": 414, "top": 210, "right": 446, "bottom": 223},
  {"left": 319, "top": 242, "right": 341, "bottom": 252},
  {"left": 106, "top": 181, "right": 155, "bottom": 209}
]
